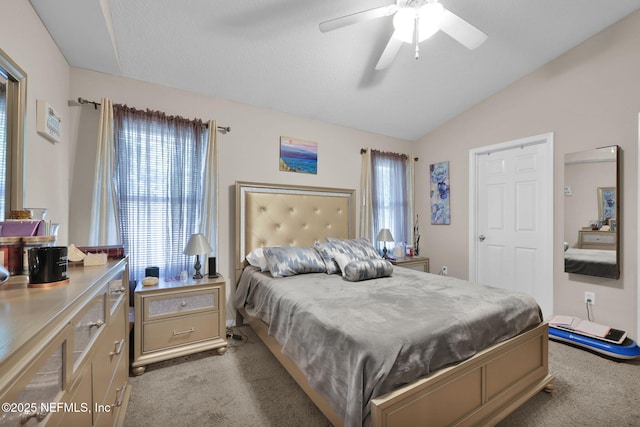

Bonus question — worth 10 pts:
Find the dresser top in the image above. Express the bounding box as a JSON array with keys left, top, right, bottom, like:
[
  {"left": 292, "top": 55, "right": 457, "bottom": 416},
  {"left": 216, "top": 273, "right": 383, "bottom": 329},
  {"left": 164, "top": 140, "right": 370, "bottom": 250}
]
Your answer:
[{"left": 0, "top": 258, "right": 128, "bottom": 364}]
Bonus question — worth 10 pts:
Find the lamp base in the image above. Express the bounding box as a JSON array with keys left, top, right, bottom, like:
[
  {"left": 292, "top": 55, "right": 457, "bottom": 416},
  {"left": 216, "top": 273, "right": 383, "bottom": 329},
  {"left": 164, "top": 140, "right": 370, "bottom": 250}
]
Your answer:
[
  {"left": 382, "top": 246, "right": 389, "bottom": 259},
  {"left": 193, "top": 255, "right": 203, "bottom": 280}
]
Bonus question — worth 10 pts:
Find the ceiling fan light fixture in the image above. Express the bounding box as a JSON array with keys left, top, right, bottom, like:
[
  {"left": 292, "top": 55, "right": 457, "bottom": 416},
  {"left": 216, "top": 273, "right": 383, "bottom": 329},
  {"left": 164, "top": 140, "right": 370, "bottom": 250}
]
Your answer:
[{"left": 392, "top": 3, "right": 444, "bottom": 44}]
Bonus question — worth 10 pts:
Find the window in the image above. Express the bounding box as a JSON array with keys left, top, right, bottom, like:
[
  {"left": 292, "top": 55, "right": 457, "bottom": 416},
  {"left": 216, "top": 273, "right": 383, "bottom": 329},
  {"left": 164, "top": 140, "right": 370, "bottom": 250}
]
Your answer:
[
  {"left": 112, "top": 105, "right": 213, "bottom": 282},
  {"left": 371, "top": 150, "right": 411, "bottom": 252}
]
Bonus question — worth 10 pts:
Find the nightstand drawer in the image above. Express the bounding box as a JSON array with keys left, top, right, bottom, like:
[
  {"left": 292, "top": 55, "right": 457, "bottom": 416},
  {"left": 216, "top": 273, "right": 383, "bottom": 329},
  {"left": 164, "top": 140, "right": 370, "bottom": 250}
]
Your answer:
[
  {"left": 390, "top": 257, "right": 429, "bottom": 273},
  {"left": 142, "top": 311, "right": 220, "bottom": 352},
  {"left": 144, "top": 288, "right": 218, "bottom": 321}
]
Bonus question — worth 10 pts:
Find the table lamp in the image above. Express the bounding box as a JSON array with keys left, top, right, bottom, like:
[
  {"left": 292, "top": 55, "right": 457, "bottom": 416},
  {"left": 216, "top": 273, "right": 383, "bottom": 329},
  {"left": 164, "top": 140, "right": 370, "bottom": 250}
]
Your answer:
[
  {"left": 184, "top": 233, "right": 213, "bottom": 279},
  {"left": 376, "top": 228, "right": 394, "bottom": 259}
]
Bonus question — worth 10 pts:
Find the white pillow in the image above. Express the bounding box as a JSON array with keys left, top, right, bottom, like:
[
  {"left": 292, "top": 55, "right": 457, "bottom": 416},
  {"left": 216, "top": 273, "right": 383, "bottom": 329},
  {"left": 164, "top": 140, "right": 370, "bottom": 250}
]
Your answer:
[
  {"left": 246, "top": 247, "right": 268, "bottom": 271},
  {"left": 334, "top": 252, "right": 359, "bottom": 277}
]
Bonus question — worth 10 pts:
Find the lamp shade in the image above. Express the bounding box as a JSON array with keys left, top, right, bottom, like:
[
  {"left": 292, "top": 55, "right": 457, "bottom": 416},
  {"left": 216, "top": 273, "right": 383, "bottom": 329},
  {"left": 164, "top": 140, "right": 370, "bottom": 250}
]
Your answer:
[
  {"left": 376, "top": 228, "right": 394, "bottom": 243},
  {"left": 184, "top": 233, "right": 213, "bottom": 255}
]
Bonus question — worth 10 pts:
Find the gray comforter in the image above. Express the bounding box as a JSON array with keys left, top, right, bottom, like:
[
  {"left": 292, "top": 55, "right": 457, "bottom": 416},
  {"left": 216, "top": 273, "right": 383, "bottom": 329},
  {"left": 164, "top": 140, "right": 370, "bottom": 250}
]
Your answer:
[
  {"left": 234, "top": 266, "right": 542, "bottom": 427},
  {"left": 564, "top": 248, "right": 617, "bottom": 278}
]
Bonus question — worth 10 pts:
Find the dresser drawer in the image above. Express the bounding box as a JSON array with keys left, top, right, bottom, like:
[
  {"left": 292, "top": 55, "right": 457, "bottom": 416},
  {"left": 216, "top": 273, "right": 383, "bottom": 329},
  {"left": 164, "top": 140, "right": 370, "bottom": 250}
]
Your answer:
[
  {"left": 52, "top": 364, "right": 92, "bottom": 427},
  {"left": 143, "top": 311, "right": 220, "bottom": 352},
  {"left": 71, "top": 291, "right": 107, "bottom": 371},
  {"left": 92, "top": 302, "right": 127, "bottom": 409},
  {"left": 144, "top": 288, "right": 218, "bottom": 321},
  {"left": 0, "top": 330, "right": 68, "bottom": 426},
  {"left": 107, "top": 279, "right": 127, "bottom": 316},
  {"left": 578, "top": 231, "right": 616, "bottom": 250},
  {"left": 94, "top": 351, "right": 129, "bottom": 427},
  {"left": 581, "top": 232, "right": 615, "bottom": 244}
]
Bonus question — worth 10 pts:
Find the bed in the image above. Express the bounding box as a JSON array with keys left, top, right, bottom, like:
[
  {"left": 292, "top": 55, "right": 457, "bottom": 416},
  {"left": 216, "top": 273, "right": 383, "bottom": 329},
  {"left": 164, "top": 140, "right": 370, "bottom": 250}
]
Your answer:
[
  {"left": 234, "top": 181, "right": 554, "bottom": 427},
  {"left": 564, "top": 248, "right": 617, "bottom": 278}
]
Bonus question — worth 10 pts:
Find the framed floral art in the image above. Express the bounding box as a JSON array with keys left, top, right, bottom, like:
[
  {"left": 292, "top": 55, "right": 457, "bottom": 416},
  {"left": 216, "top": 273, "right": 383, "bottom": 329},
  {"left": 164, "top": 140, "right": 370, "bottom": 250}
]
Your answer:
[{"left": 430, "top": 161, "right": 450, "bottom": 225}]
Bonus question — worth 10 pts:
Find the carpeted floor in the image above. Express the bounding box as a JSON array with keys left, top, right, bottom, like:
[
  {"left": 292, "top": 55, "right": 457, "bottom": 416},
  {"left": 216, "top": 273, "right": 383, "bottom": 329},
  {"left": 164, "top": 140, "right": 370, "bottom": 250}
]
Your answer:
[{"left": 124, "top": 326, "right": 640, "bottom": 426}]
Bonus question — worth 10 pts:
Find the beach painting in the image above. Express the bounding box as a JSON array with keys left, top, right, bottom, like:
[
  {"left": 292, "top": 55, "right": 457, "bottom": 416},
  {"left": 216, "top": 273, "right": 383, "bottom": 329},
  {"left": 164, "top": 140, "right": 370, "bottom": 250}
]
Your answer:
[{"left": 279, "top": 136, "right": 318, "bottom": 174}]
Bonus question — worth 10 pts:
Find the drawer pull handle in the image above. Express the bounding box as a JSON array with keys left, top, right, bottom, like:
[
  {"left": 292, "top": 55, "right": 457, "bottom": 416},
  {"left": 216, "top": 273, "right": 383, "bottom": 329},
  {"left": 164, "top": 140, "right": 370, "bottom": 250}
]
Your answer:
[
  {"left": 87, "top": 319, "right": 105, "bottom": 329},
  {"left": 20, "top": 408, "right": 47, "bottom": 424},
  {"left": 180, "top": 301, "right": 187, "bottom": 307},
  {"left": 173, "top": 327, "right": 195, "bottom": 336},
  {"left": 111, "top": 286, "right": 126, "bottom": 294},
  {"left": 110, "top": 385, "right": 126, "bottom": 409},
  {"left": 110, "top": 338, "right": 126, "bottom": 356}
]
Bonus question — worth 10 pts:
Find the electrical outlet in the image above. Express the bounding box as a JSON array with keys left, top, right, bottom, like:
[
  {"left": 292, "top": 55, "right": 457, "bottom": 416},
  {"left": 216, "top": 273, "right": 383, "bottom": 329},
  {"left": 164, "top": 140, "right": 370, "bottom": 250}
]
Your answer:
[
  {"left": 584, "top": 291, "right": 595, "bottom": 305},
  {"left": 441, "top": 266, "right": 448, "bottom": 276}
]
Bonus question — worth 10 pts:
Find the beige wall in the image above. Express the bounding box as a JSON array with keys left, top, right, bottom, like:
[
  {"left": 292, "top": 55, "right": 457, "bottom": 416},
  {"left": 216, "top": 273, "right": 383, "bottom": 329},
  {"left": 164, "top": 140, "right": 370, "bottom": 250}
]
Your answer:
[
  {"left": 1, "top": 0, "right": 71, "bottom": 243},
  {"left": 6, "top": 0, "right": 640, "bottom": 336},
  {"left": 67, "top": 68, "right": 411, "bottom": 318},
  {"left": 415, "top": 11, "right": 640, "bottom": 338}
]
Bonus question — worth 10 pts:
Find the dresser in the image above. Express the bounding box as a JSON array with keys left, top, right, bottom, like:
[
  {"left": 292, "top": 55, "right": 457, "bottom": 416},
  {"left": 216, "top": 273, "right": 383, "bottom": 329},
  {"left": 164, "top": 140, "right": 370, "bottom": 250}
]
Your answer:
[
  {"left": 390, "top": 256, "right": 430, "bottom": 272},
  {"left": 131, "top": 275, "right": 227, "bottom": 375},
  {"left": 578, "top": 230, "right": 616, "bottom": 250},
  {"left": 0, "top": 258, "right": 130, "bottom": 427}
]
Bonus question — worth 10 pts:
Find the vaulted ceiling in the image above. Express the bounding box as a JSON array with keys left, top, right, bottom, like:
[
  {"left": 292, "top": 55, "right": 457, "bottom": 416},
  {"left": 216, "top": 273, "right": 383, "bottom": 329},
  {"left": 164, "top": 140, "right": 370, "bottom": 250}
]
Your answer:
[{"left": 30, "top": 0, "right": 640, "bottom": 141}]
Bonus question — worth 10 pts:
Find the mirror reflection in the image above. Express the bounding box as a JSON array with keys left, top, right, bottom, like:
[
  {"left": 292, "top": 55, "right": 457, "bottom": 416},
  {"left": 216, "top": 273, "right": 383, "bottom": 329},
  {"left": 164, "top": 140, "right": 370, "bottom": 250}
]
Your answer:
[
  {"left": 0, "top": 74, "right": 6, "bottom": 217},
  {"left": 564, "top": 145, "right": 619, "bottom": 279},
  {"left": 0, "top": 48, "right": 26, "bottom": 220}
]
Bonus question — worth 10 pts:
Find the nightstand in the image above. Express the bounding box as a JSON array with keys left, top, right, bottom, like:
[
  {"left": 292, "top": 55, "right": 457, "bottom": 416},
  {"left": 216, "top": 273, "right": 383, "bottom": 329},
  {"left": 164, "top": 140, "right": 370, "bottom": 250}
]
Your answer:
[
  {"left": 390, "top": 256, "right": 430, "bottom": 272},
  {"left": 578, "top": 230, "right": 616, "bottom": 250},
  {"left": 131, "top": 275, "right": 227, "bottom": 375}
]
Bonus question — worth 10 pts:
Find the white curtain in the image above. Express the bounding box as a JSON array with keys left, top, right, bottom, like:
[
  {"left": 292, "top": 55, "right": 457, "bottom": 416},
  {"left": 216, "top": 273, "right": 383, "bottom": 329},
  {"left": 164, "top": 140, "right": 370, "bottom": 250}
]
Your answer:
[
  {"left": 409, "top": 157, "right": 418, "bottom": 254},
  {"left": 359, "top": 149, "right": 373, "bottom": 240},
  {"left": 88, "top": 98, "right": 120, "bottom": 245},
  {"left": 201, "top": 120, "right": 218, "bottom": 264}
]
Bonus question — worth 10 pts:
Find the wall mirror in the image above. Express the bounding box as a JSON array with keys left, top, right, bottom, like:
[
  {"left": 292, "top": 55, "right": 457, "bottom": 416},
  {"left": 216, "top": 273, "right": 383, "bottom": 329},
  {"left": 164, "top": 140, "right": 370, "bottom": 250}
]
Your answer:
[
  {"left": 0, "top": 48, "right": 26, "bottom": 220},
  {"left": 564, "top": 145, "right": 620, "bottom": 279}
]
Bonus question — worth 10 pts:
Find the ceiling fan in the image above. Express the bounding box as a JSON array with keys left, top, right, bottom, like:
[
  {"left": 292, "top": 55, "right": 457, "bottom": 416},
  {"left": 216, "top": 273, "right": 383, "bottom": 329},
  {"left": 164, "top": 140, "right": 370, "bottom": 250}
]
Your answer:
[{"left": 319, "top": 0, "right": 487, "bottom": 70}]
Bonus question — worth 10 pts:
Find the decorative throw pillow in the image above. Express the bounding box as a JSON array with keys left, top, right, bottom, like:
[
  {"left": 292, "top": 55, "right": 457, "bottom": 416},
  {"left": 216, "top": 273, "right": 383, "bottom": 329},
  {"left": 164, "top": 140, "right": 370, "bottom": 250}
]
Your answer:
[
  {"left": 314, "top": 241, "right": 341, "bottom": 274},
  {"left": 326, "top": 237, "right": 382, "bottom": 260},
  {"left": 246, "top": 247, "right": 269, "bottom": 271},
  {"left": 341, "top": 258, "right": 394, "bottom": 282},
  {"left": 263, "top": 246, "right": 327, "bottom": 278},
  {"left": 333, "top": 252, "right": 361, "bottom": 276}
]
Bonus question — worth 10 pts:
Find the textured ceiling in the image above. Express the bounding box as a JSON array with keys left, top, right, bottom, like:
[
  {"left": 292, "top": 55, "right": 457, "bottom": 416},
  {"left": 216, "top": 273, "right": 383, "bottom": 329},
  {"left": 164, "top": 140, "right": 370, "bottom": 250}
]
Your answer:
[{"left": 30, "top": 0, "right": 640, "bottom": 141}]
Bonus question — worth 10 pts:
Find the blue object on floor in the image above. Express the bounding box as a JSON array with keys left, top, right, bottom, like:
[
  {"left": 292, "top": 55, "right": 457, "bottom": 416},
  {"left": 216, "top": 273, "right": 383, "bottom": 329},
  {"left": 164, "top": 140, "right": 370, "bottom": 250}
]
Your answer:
[{"left": 549, "top": 325, "right": 640, "bottom": 360}]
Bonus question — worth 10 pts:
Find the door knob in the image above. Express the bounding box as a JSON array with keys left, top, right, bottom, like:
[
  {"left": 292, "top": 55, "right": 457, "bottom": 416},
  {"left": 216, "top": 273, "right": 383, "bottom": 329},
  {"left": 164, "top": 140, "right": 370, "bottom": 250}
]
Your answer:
[{"left": 479, "top": 234, "right": 486, "bottom": 242}]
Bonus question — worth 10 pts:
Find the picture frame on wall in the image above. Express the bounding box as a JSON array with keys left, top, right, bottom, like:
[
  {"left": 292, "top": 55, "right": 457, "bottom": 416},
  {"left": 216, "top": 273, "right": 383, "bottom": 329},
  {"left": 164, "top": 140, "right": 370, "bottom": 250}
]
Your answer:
[
  {"left": 430, "top": 161, "right": 450, "bottom": 225},
  {"left": 597, "top": 186, "right": 616, "bottom": 220},
  {"left": 279, "top": 136, "right": 318, "bottom": 174}
]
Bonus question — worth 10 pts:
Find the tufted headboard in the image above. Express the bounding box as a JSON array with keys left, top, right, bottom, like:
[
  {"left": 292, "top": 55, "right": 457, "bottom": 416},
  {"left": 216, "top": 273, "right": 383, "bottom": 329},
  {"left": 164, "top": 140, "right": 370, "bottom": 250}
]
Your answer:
[{"left": 234, "top": 181, "right": 356, "bottom": 279}]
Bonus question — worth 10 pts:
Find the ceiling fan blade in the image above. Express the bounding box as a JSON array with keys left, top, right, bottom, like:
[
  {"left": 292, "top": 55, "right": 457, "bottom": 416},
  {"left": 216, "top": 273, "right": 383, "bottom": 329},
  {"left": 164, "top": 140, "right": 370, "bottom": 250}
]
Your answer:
[
  {"left": 319, "top": 4, "right": 398, "bottom": 33},
  {"left": 439, "top": 9, "right": 487, "bottom": 50},
  {"left": 375, "top": 33, "right": 404, "bottom": 70}
]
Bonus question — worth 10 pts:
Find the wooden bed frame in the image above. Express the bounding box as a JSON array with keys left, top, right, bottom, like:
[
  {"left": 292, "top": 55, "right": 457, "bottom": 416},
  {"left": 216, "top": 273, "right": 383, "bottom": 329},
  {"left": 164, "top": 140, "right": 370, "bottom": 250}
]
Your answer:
[{"left": 234, "top": 181, "right": 554, "bottom": 426}]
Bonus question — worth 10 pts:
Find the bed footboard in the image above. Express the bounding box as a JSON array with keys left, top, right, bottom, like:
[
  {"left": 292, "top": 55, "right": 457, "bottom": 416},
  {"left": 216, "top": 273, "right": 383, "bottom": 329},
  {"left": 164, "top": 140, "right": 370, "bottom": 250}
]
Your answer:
[
  {"left": 370, "top": 323, "right": 554, "bottom": 427},
  {"left": 239, "top": 306, "right": 552, "bottom": 427}
]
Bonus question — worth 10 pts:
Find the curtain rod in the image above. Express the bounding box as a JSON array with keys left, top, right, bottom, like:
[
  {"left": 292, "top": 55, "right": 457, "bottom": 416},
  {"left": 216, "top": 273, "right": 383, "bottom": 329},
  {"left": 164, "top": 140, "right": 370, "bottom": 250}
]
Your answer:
[
  {"left": 76, "top": 97, "right": 231, "bottom": 134},
  {"left": 360, "top": 148, "right": 418, "bottom": 161}
]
